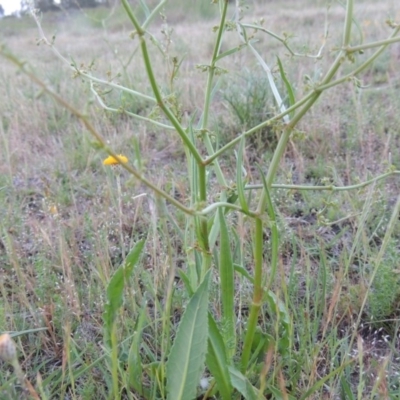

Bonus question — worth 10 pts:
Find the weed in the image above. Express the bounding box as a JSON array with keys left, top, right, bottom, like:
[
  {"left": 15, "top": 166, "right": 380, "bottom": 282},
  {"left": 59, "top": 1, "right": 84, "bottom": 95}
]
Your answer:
[
  {"left": 368, "top": 240, "right": 400, "bottom": 321},
  {"left": 222, "top": 70, "right": 277, "bottom": 152},
  {"left": 0, "top": 1, "right": 400, "bottom": 399}
]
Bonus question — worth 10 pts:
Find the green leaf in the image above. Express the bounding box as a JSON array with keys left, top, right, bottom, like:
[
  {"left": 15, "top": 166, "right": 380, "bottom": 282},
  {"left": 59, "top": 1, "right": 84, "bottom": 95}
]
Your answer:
[
  {"left": 177, "top": 269, "right": 195, "bottom": 296},
  {"left": 340, "top": 376, "right": 356, "bottom": 400},
  {"left": 228, "top": 366, "right": 259, "bottom": 400},
  {"left": 265, "top": 291, "right": 290, "bottom": 330},
  {"left": 138, "top": 0, "right": 150, "bottom": 17},
  {"left": 103, "top": 240, "right": 145, "bottom": 344},
  {"left": 236, "top": 136, "right": 249, "bottom": 213},
  {"left": 166, "top": 270, "right": 211, "bottom": 400},
  {"left": 208, "top": 212, "right": 220, "bottom": 251},
  {"left": 299, "top": 361, "right": 353, "bottom": 400},
  {"left": 269, "top": 386, "right": 297, "bottom": 400},
  {"left": 233, "top": 264, "right": 254, "bottom": 284},
  {"left": 218, "top": 208, "right": 236, "bottom": 358},
  {"left": 216, "top": 44, "right": 246, "bottom": 61},
  {"left": 127, "top": 302, "right": 149, "bottom": 397},
  {"left": 265, "top": 290, "right": 292, "bottom": 357},
  {"left": 206, "top": 313, "right": 233, "bottom": 400},
  {"left": 256, "top": 165, "right": 279, "bottom": 289},
  {"left": 276, "top": 56, "right": 295, "bottom": 119}
]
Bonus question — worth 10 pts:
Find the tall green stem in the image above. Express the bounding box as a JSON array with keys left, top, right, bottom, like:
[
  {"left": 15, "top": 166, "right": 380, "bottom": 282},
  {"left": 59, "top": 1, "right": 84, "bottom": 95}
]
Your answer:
[
  {"left": 201, "top": 0, "right": 229, "bottom": 130},
  {"left": 240, "top": 217, "right": 263, "bottom": 372},
  {"left": 110, "top": 324, "right": 119, "bottom": 400},
  {"left": 196, "top": 0, "right": 230, "bottom": 278},
  {"left": 243, "top": 60, "right": 345, "bottom": 362},
  {"left": 121, "top": 0, "right": 203, "bottom": 165},
  {"left": 242, "top": 0, "right": 356, "bottom": 372},
  {"left": 342, "top": 0, "right": 353, "bottom": 47},
  {"left": 255, "top": 49, "right": 345, "bottom": 215},
  {"left": 199, "top": 0, "right": 229, "bottom": 188},
  {"left": 198, "top": 164, "right": 211, "bottom": 278},
  {"left": 204, "top": 13, "right": 400, "bottom": 169}
]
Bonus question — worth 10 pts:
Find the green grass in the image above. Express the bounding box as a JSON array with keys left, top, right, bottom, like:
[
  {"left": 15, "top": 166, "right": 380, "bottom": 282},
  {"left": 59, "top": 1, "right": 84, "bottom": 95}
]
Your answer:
[{"left": 1, "top": 1, "right": 400, "bottom": 399}]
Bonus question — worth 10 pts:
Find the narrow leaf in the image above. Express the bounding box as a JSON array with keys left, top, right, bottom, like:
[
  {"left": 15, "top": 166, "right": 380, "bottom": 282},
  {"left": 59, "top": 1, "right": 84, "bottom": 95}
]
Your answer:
[
  {"left": 177, "top": 269, "right": 194, "bottom": 296},
  {"left": 166, "top": 270, "right": 211, "bottom": 400},
  {"left": 208, "top": 212, "right": 220, "bottom": 251},
  {"left": 340, "top": 376, "right": 356, "bottom": 400},
  {"left": 103, "top": 240, "right": 145, "bottom": 343},
  {"left": 265, "top": 290, "right": 291, "bottom": 356},
  {"left": 228, "top": 366, "right": 259, "bottom": 400},
  {"left": 247, "top": 41, "right": 287, "bottom": 122},
  {"left": 206, "top": 313, "right": 233, "bottom": 400},
  {"left": 269, "top": 386, "right": 297, "bottom": 400},
  {"left": 127, "top": 302, "right": 148, "bottom": 397},
  {"left": 276, "top": 56, "right": 295, "bottom": 119},
  {"left": 216, "top": 44, "right": 246, "bottom": 61},
  {"left": 234, "top": 264, "right": 254, "bottom": 284},
  {"left": 236, "top": 136, "right": 249, "bottom": 213},
  {"left": 138, "top": 0, "right": 150, "bottom": 17},
  {"left": 299, "top": 361, "right": 353, "bottom": 400},
  {"left": 265, "top": 290, "right": 290, "bottom": 327},
  {"left": 256, "top": 165, "right": 279, "bottom": 290},
  {"left": 218, "top": 208, "right": 236, "bottom": 358}
]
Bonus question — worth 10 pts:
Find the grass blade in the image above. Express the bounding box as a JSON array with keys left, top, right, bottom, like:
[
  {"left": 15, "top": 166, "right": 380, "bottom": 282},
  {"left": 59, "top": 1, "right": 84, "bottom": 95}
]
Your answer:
[
  {"left": 265, "top": 290, "right": 292, "bottom": 357},
  {"left": 236, "top": 136, "right": 249, "bottom": 213},
  {"left": 228, "top": 366, "right": 259, "bottom": 400},
  {"left": 256, "top": 165, "right": 279, "bottom": 289},
  {"left": 299, "top": 361, "right": 353, "bottom": 400},
  {"left": 340, "top": 376, "right": 356, "bottom": 400},
  {"left": 216, "top": 44, "right": 247, "bottom": 61},
  {"left": 177, "top": 269, "right": 195, "bottom": 296},
  {"left": 276, "top": 56, "right": 295, "bottom": 119},
  {"left": 138, "top": 0, "right": 150, "bottom": 18},
  {"left": 127, "top": 302, "right": 149, "bottom": 397},
  {"left": 166, "top": 270, "right": 211, "bottom": 400},
  {"left": 218, "top": 208, "right": 236, "bottom": 359},
  {"left": 234, "top": 263, "right": 254, "bottom": 284},
  {"left": 206, "top": 313, "right": 233, "bottom": 400},
  {"left": 103, "top": 240, "right": 145, "bottom": 344}
]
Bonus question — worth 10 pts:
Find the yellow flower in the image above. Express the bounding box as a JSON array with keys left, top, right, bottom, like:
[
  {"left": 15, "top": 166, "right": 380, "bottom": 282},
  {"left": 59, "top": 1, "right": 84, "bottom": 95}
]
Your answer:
[
  {"left": 49, "top": 204, "right": 58, "bottom": 215},
  {"left": 103, "top": 154, "right": 129, "bottom": 166}
]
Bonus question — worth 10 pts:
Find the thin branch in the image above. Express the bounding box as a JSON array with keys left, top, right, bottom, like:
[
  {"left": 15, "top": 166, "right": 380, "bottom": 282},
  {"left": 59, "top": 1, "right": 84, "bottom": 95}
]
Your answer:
[
  {"left": 241, "top": 23, "right": 327, "bottom": 59},
  {"left": 245, "top": 171, "right": 400, "bottom": 192},
  {"left": 0, "top": 46, "right": 195, "bottom": 216},
  {"left": 31, "top": 9, "right": 156, "bottom": 103},
  {"left": 90, "top": 82, "right": 174, "bottom": 130}
]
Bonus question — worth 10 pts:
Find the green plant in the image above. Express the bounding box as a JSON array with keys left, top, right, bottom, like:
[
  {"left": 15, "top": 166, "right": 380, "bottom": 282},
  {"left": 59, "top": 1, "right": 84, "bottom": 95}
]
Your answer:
[
  {"left": 1, "top": 1, "right": 400, "bottom": 399},
  {"left": 222, "top": 70, "right": 277, "bottom": 151},
  {"left": 368, "top": 239, "right": 400, "bottom": 320}
]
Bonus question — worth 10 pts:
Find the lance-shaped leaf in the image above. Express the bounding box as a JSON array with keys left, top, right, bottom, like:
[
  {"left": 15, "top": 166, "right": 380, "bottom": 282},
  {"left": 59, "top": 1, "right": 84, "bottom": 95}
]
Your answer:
[
  {"left": 166, "top": 270, "right": 211, "bottom": 400},
  {"left": 103, "top": 240, "right": 145, "bottom": 345},
  {"left": 276, "top": 56, "right": 295, "bottom": 119},
  {"left": 206, "top": 313, "right": 233, "bottom": 400},
  {"left": 218, "top": 208, "right": 236, "bottom": 359},
  {"left": 228, "top": 366, "right": 259, "bottom": 400}
]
